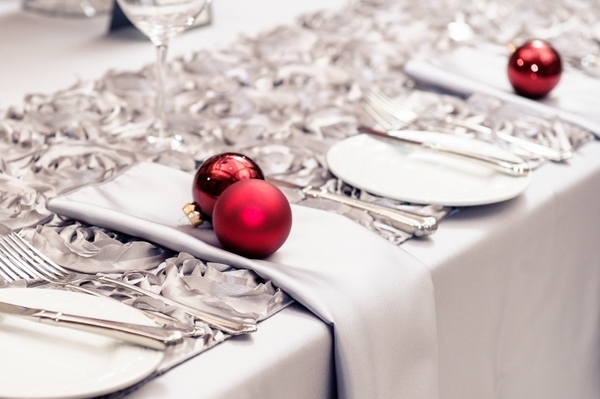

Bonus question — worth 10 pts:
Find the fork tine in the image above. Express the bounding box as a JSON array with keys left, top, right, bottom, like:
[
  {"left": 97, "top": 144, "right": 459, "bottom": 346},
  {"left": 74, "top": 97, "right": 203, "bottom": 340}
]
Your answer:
[
  {"left": 0, "top": 255, "right": 22, "bottom": 282},
  {"left": 0, "top": 233, "right": 67, "bottom": 283},
  {"left": 372, "top": 90, "right": 418, "bottom": 125},
  {"left": 364, "top": 89, "right": 419, "bottom": 129},
  {"left": 0, "top": 236, "right": 49, "bottom": 282},
  {"left": 0, "top": 241, "right": 36, "bottom": 281},
  {"left": 10, "top": 233, "right": 69, "bottom": 277},
  {"left": 0, "top": 267, "right": 13, "bottom": 282},
  {"left": 363, "top": 100, "right": 395, "bottom": 130}
]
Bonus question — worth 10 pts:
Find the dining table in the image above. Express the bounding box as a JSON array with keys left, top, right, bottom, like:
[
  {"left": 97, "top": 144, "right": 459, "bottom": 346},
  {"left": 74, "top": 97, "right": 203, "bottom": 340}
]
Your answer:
[{"left": 1, "top": 0, "right": 600, "bottom": 398}]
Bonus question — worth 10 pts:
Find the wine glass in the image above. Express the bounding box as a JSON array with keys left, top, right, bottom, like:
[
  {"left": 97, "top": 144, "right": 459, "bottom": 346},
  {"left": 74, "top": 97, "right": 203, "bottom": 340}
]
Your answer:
[{"left": 116, "top": 0, "right": 212, "bottom": 148}]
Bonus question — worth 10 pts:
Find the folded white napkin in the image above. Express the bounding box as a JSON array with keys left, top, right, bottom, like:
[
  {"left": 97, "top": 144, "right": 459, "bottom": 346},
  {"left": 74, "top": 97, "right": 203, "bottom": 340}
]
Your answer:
[
  {"left": 47, "top": 161, "right": 438, "bottom": 399},
  {"left": 405, "top": 45, "right": 600, "bottom": 136}
]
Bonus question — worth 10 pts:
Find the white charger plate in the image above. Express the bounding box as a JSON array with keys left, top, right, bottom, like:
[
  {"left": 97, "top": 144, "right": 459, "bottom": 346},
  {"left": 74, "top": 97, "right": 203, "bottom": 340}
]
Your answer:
[
  {"left": 0, "top": 288, "right": 164, "bottom": 399},
  {"left": 326, "top": 132, "right": 532, "bottom": 206}
]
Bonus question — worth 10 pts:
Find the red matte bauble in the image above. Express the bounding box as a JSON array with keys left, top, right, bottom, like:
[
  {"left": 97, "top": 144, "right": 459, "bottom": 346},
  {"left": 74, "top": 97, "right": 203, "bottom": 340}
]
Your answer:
[
  {"left": 212, "top": 179, "right": 293, "bottom": 259},
  {"left": 507, "top": 39, "right": 562, "bottom": 98},
  {"left": 192, "top": 152, "right": 264, "bottom": 220}
]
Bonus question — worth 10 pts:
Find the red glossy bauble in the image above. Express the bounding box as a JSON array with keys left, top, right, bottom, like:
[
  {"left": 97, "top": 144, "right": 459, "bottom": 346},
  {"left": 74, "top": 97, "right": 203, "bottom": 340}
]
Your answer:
[
  {"left": 507, "top": 39, "right": 562, "bottom": 98},
  {"left": 192, "top": 152, "right": 264, "bottom": 220},
  {"left": 212, "top": 179, "right": 293, "bottom": 259}
]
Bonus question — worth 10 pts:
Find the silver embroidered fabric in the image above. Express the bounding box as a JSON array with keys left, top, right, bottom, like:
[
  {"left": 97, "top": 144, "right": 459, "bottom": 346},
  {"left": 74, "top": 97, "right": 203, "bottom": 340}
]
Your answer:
[{"left": 0, "top": 0, "right": 599, "bottom": 395}]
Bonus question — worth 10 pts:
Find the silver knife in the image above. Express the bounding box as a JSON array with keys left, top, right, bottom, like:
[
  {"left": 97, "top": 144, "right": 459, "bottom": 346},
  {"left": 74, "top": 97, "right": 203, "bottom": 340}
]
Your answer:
[
  {"left": 0, "top": 300, "right": 183, "bottom": 350},
  {"left": 91, "top": 276, "right": 258, "bottom": 336},
  {"left": 268, "top": 177, "right": 438, "bottom": 237},
  {"left": 357, "top": 125, "right": 531, "bottom": 177},
  {"left": 442, "top": 116, "right": 573, "bottom": 162}
]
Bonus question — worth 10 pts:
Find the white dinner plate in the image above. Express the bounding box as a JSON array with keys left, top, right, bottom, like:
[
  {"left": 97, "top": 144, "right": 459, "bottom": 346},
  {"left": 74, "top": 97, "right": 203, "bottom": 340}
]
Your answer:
[
  {"left": 326, "top": 132, "right": 532, "bottom": 206},
  {"left": 0, "top": 288, "right": 164, "bottom": 399}
]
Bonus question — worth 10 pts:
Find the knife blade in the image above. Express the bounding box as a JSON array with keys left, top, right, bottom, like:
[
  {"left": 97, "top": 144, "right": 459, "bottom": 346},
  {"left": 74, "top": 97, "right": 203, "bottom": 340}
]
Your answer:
[
  {"left": 268, "top": 177, "right": 438, "bottom": 237},
  {"left": 442, "top": 116, "right": 573, "bottom": 162},
  {"left": 357, "top": 125, "right": 531, "bottom": 177},
  {"left": 0, "top": 300, "right": 183, "bottom": 350},
  {"left": 92, "top": 275, "right": 258, "bottom": 336}
]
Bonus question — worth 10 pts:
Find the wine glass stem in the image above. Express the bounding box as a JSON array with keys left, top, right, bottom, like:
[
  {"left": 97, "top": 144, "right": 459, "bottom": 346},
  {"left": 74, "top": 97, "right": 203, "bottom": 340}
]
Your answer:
[{"left": 155, "top": 43, "right": 168, "bottom": 137}]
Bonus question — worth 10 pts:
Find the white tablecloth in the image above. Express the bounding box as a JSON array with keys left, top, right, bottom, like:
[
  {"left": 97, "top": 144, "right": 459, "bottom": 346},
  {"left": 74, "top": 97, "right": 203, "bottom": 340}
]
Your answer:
[
  {"left": 120, "top": 140, "right": 600, "bottom": 399},
  {"left": 1, "top": 2, "right": 600, "bottom": 398},
  {"left": 409, "top": 141, "right": 600, "bottom": 399}
]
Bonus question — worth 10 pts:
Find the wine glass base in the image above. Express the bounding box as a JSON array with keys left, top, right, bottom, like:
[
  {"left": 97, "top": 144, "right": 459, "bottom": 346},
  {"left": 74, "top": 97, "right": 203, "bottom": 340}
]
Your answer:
[{"left": 22, "top": 0, "right": 111, "bottom": 17}]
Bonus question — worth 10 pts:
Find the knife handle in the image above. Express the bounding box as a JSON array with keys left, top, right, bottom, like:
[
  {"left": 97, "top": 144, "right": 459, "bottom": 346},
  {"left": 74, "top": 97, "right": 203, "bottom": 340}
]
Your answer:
[
  {"left": 444, "top": 117, "right": 573, "bottom": 162},
  {"left": 35, "top": 310, "right": 183, "bottom": 350},
  {"left": 303, "top": 187, "right": 437, "bottom": 237}
]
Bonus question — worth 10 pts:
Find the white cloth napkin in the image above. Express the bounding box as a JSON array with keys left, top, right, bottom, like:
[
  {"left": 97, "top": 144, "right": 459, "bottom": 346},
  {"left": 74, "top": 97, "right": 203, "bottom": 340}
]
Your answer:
[
  {"left": 47, "top": 161, "right": 438, "bottom": 399},
  {"left": 405, "top": 45, "right": 600, "bottom": 136}
]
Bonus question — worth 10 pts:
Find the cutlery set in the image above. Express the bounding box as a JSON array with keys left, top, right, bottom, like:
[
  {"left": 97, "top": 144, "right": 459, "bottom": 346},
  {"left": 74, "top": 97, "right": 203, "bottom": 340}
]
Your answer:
[
  {"left": 362, "top": 88, "right": 573, "bottom": 164},
  {"left": 0, "top": 232, "right": 255, "bottom": 349}
]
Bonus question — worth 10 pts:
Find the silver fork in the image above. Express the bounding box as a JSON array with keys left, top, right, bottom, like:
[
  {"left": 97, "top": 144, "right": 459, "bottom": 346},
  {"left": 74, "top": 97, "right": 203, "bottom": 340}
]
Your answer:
[
  {"left": 363, "top": 89, "right": 572, "bottom": 162},
  {"left": 361, "top": 92, "right": 531, "bottom": 177},
  {"left": 0, "top": 232, "right": 257, "bottom": 336},
  {"left": 0, "top": 234, "right": 205, "bottom": 338},
  {"left": 363, "top": 89, "right": 419, "bottom": 129}
]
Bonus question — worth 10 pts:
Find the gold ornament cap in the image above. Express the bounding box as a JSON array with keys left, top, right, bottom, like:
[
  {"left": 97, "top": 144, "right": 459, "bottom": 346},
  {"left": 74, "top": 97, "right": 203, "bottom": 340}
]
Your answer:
[{"left": 182, "top": 202, "right": 205, "bottom": 227}]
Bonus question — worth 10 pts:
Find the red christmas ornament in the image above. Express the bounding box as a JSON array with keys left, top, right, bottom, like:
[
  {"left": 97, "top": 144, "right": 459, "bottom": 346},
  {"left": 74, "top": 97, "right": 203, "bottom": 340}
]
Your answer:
[
  {"left": 212, "top": 179, "right": 293, "bottom": 259},
  {"left": 192, "top": 152, "right": 264, "bottom": 220},
  {"left": 507, "top": 39, "right": 562, "bottom": 98}
]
